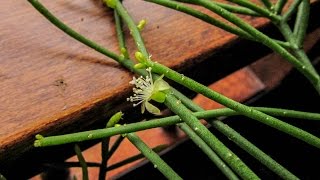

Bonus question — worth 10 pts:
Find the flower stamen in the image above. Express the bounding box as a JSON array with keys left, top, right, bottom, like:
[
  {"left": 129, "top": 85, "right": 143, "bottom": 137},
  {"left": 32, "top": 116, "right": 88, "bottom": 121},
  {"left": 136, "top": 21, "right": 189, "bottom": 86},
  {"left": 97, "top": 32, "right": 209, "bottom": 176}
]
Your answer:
[{"left": 126, "top": 67, "right": 170, "bottom": 115}]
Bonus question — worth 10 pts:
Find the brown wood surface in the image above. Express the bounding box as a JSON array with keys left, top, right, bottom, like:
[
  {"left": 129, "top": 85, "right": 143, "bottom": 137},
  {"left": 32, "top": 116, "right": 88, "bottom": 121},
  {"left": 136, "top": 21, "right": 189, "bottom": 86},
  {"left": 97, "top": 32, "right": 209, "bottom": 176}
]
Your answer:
[
  {"left": 0, "top": 0, "right": 267, "bottom": 161},
  {"left": 1, "top": 0, "right": 320, "bottom": 178}
]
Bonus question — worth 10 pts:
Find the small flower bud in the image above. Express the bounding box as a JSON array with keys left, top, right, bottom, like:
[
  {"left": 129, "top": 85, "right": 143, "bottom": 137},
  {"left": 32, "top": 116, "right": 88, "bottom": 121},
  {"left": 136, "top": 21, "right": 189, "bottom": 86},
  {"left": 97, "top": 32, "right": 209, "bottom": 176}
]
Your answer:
[
  {"left": 104, "top": 0, "right": 116, "bottom": 9},
  {"left": 120, "top": 47, "right": 129, "bottom": 59},
  {"left": 134, "top": 63, "right": 147, "bottom": 69},
  {"left": 135, "top": 51, "right": 147, "bottom": 63},
  {"left": 137, "top": 19, "right": 147, "bottom": 31},
  {"left": 35, "top": 134, "right": 44, "bottom": 140},
  {"left": 34, "top": 140, "right": 41, "bottom": 147},
  {"left": 107, "top": 111, "right": 123, "bottom": 128}
]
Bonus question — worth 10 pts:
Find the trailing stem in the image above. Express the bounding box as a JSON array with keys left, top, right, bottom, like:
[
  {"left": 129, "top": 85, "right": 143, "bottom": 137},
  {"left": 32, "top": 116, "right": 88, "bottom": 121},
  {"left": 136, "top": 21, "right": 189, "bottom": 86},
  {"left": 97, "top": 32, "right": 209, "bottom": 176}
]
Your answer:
[
  {"left": 164, "top": 93, "right": 259, "bottom": 179},
  {"left": 34, "top": 106, "right": 320, "bottom": 146},
  {"left": 126, "top": 133, "right": 182, "bottom": 179},
  {"left": 172, "top": 89, "right": 299, "bottom": 180},
  {"left": 147, "top": 0, "right": 320, "bottom": 94},
  {"left": 148, "top": 62, "right": 320, "bottom": 149}
]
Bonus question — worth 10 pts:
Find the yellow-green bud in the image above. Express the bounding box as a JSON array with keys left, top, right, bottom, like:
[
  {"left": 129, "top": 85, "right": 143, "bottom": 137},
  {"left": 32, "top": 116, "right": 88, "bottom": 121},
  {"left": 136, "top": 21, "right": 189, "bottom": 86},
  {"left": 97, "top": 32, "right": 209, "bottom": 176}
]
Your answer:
[
  {"left": 104, "top": 0, "right": 116, "bottom": 9},
  {"left": 35, "top": 134, "right": 44, "bottom": 140},
  {"left": 34, "top": 140, "right": 41, "bottom": 147},
  {"left": 120, "top": 47, "right": 129, "bottom": 59},
  {"left": 137, "top": 19, "right": 147, "bottom": 31},
  {"left": 134, "top": 63, "right": 146, "bottom": 69},
  {"left": 107, "top": 111, "right": 123, "bottom": 128},
  {"left": 119, "top": 54, "right": 125, "bottom": 61},
  {"left": 134, "top": 51, "right": 147, "bottom": 63}
]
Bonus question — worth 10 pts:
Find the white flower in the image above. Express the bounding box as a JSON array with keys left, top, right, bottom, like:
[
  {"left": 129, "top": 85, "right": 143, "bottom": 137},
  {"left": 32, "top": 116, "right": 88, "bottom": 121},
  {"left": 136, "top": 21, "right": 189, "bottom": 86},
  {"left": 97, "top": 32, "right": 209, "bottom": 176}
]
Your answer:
[{"left": 127, "top": 67, "right": 170, "bottom": 115}]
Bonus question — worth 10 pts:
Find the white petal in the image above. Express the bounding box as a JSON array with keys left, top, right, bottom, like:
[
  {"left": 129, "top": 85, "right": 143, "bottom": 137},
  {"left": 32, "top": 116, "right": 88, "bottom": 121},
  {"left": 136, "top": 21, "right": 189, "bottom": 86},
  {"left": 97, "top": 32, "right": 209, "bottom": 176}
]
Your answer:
[
  {"left": 145, "top": 102, "right": 161, "bottom": 115},
  {"left": 141, "top": 102, "right": 146, "bottom": 114},
  {"left": 154, "top": 75, "right": 170, "bottom": 91}
]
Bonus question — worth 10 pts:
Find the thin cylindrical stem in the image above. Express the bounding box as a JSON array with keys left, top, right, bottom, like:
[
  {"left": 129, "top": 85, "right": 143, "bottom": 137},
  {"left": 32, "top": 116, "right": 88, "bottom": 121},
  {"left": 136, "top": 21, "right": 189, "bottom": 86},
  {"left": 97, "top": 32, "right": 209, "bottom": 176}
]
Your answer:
[
  {"left": 293, "top": 0, "right": 310, "bottom": 47},
  {"left": 74, "top": 145, "right": 89, "bottom": 180},
  {"left": 277, "top": 23, "right": 317, "bottom": 74},
  {"left": 34, "top": 106, "right": 320, "bottom": 146},
  {"left": 274, "top": 0, "right": 288, "bottom": 14},
  {"left": 44, "top": 162, "right": 100, "bottom": 168},
  {"left": 107, "top": 136, "right": 125, "bottom": 161},
  {"left": 176, "top": 0, "right": 280, "bottom": 21},
  {"left": 34, "top": 115, "right": 182, "bottom": 146},
  {"left": 99, "top": 138, "right": 109, "bottom": 180},
  {"left": 276, "top": 20, "right": 319, "bottom": 94},
  {"left": 114, "top": 10, "right": 126, "bottom": 50},
  {"left": 201, "top": 107, "right": 320, "bottom": 120},
  {"left": 228, "top": 0, "right": 281, "bottom": 22},
  {"left": 58, "top": 154, "right": 190, "bottom": 173},
  {"left": 126, "top": 133, "right": 182, "bottom": 180},
  {"left": 293, "top": 48, "right": 318, "bottom": 75},
  {"left": 115, "top": 0, "right": 149, "bottom": 57},
  {"left": 260, "top": 0, "right": 273, "bottom": 9},
  {"left": 106, "top": 144, "right": 167, "bottom": 171},
  {"left": 178, "top": 123, "right": 240, "bottom": 180},
  {"left": 208, "top": 1, "right": 261, "bottom": 16},
  {"left": 282, "top": 0, "right": 303, "bottom": 21}
]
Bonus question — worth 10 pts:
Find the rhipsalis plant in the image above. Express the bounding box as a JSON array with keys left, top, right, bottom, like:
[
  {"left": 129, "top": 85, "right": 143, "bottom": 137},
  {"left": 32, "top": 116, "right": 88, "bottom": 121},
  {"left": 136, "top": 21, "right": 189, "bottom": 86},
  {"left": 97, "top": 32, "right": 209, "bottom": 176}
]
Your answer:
[
  {"left": 147, "top": 0, "right": 320, "bottom": 94},
  {"left": 28, "top": 0, "right": 320, "bottom": 179}
]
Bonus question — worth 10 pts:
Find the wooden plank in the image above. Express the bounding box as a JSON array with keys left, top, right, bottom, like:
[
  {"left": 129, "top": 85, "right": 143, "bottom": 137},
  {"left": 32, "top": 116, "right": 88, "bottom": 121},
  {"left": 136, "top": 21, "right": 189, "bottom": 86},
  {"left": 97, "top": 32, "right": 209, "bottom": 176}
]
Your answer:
[
  {"left": 0, "top": 0, "right": 268, "bottom": 161},
  {"left": 193, "top": 67, "right": 265, "bottom": 109},
  {"left": 1, "top": 0, "right": 320, "bottom": 178}
]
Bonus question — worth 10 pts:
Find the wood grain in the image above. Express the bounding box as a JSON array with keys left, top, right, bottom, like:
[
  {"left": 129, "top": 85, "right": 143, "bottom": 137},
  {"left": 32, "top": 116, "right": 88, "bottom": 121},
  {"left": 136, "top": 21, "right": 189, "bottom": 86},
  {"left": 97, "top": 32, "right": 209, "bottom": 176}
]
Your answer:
[
  {"left": 0, "top": 0, "right": 264, "bottom": 159},
  {"left": 1, "top": 0, "right": 319, "bottom": 178}
]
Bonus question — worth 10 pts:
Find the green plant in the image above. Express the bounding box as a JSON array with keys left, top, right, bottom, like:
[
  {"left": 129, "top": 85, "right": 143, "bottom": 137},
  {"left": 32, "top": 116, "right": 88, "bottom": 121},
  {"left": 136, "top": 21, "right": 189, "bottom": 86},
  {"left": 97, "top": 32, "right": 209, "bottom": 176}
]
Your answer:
[{"left": 27, "top": 0, "right": 319, "bottom": 179}]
